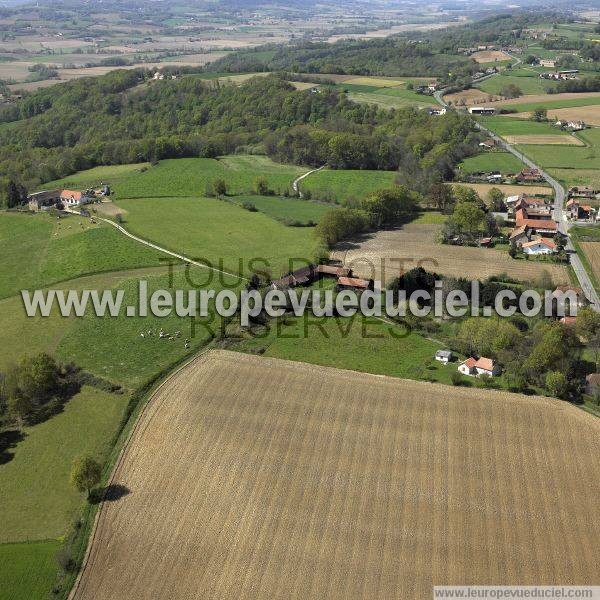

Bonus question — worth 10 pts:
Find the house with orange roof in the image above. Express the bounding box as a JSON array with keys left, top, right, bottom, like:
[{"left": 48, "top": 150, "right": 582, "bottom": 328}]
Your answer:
[
  {"left": 458, "top": 357, "right": 501, "bottom": 378},
  {"left": 521, "top": 237, "right": 556, "bottom": 255},
  {"left": 60, "top": 189, "right": 93, "bottom": 207}
]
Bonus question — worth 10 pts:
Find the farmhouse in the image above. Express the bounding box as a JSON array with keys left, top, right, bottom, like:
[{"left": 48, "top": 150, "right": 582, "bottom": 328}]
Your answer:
[
  {"left": 337, "top": 276, "right": 374, "bottom": 291},
  {"left": 458, "top": 357, "right": 501, "bottom": 377},
  {"left": 468, "top": 106, "right": 495, "bottom": 115},
  {"left": 568, "top": 185, "right": 598, "bottom": 199},
  {"left": 60, "top": 189, "right": 93, "bottom": 207},
  {"left": 521, "top": 238, "right": 556, "bottom": 255},
  {"left": 509, "top": 224, "right": 531, "bottom": 245},
  {"left": 428, "top": 107, "right": 446, "bottom": 116},
  {"left": 539, "top": 58, "right": 556, "bottom": 68},
  {"left": 566, "top": 198, "right": 595, "bottom": 221},
  {"left": 585, "top": 373, "right": 600, "bottom": 395},
  {"left": 516, "top": 168, "right": 543, "bottom": 183},
  {"left": 479, "top": 139, "right": 496, "bottom": 150},
  {"left": 27, "top": 189, "right": 61, "bottom": 211}
]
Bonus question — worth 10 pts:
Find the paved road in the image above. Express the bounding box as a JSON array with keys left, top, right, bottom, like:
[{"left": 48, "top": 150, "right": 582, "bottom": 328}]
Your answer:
[{"left": 434, "top": 76, "right": 600, "bottom": 310}]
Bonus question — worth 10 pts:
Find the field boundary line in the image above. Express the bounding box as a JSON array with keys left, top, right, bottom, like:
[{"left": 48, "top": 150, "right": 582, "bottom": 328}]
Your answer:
[{"left": 67, "top": 349, "right": 213, "bottom": 600}]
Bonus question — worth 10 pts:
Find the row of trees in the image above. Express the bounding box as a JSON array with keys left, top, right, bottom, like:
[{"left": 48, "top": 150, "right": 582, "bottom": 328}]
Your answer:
[{"left": 315, "top": 186, "right": 420, "bottom": 246}]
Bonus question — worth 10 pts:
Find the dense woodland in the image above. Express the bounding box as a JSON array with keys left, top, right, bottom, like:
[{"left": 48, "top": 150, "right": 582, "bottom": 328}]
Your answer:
[{"left": 0, "top": 71, "right": 480, "bottom": 202}]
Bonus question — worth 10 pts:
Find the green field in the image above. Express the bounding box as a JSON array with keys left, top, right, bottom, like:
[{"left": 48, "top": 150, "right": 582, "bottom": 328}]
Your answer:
[
  {"left": 45, "top": 155, "right": 306, "bottom": 200},
  {"left": 234, "top": 314, "right": 459, "bottom": 384},
  {"left": 516, "top": 143, "right": 600, "bottom": 170},
  {"left": 299, "top": 168, "right": 397, "bottom": 204},
  {"left": 458, "top": 151, "right": 524, "bottom": 174},
  {"left": 0, "top": 539, "right": 61, "bottom": 600},
  {"left": 0, "top": 212, "right": 164, "bottom": 299},
  {"left": 345, "top": 86, "right": 435, "bottom": 110},
  {"left": 115, "top": 196, "right": 320, "bottom": 277},
  {"left": 480, "top": 116, "right": 567, "bottom": 136},
  {"left": 476, "top": 74, "right": 557, "bottom": 96},
  {"left": 500, "top": 95, "right": 600, "bottom": 114},
  {"left": 548, "top": 168, "right": 600, "bottom": 189},
  {"left": 0, "top": 387, "right": 128, "bottom": 542},
  {"left": 229, "top": 194, "right": 336, "bottom": 224}
]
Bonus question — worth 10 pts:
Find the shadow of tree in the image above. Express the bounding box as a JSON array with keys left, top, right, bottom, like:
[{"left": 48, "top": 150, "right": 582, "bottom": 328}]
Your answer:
[
  {"left": 0, "top": 430, "right": 26, "bottom": 465},
  {"left": 89, "top": 483, "right": 131, "bottom": 504}
]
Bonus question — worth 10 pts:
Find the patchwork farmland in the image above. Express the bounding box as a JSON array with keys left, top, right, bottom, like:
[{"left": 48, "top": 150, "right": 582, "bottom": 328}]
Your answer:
[
  {"left": 71, "top": 351, "right": 600, "bottom": 600},
  {"left": 331, "top": 224, "right": 569, "bottom": 285}
]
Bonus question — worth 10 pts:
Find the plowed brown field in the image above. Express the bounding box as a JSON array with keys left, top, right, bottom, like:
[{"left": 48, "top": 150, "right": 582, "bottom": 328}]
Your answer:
[
  {"left": 331, "top": 224, "right": 569, "bottom": 285},
  {"left": 71, "top": 351, "right": 599, "bottom": 600}
]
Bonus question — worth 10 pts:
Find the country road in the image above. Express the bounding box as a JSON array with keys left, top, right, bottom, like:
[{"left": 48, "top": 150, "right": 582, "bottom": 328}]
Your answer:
[
  {"left": 434, "top": 74, "right": 600, "bottom": 310},
  {"left": 292, "top": 165, "right": 326, "bottom": 197}
]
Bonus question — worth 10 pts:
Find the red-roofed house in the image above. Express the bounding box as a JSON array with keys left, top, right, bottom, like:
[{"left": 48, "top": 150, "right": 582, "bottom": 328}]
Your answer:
[
  {"left": 458, "top": 357, "right": 501, "bottom": 377},
  {"left": 60, "top": 189, "right": 93, "bottom": 207},
  {"left": 522, "top": 237, "right": 556, "bottom": 255}
]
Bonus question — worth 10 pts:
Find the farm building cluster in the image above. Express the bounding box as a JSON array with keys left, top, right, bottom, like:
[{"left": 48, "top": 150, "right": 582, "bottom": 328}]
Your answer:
[
  {"left": 27, "top": 186, "right": 110, "bottom": 212},
  {"left": 271, "top": 264, "right": 375, "bottom": 292},
  {"left": 505, "top": 194, "right": 560, "bottom": 255}
]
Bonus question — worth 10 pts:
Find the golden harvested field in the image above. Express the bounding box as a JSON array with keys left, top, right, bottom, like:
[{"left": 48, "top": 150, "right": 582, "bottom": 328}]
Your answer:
[
  {"left": 580, "top": 242, "right": 600, "bottom": 283},
  {"left": 447, "top": 182, "right": 553, "bottom": 197},
  {"left": 71, "top": 350, "right": 600, "bottom": 600},
  {"left": 343, "top": 76, "right": 406, "bottom": 87},
  {"left": 504, "top": 134, "right": 583, "bottom": 145},
  {"left": 493, "top": 91, "right": 600, "bottom": 107},
  {"left": 471, "top": 50, "right": 512, "bottom": 63},
  {"left": 445, "top": 88, "right": 492, "bottom": 105},
  {"left": 509, "top": 105, "right": 600, "bottom": 127},
  {"left": 331, "top": 224, "right": 569, "bottom": 284}
]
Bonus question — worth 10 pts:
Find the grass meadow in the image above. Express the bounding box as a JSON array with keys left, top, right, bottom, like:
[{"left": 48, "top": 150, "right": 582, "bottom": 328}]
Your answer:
[
  {"left": 0, "top": 539, "right": 61, "bottom": 600},
  {"left": 46, "top": 156, "right": 306, "bottom": 199},
  {"left": 476, "top": 74, "right": 556, "bottom": 96},
  {"left": 229, "top": 194, "right": 337, "bottom": 224},
  {"left": 0, "top": 387, "right": 129, "bottom": 543},
  {"left": 114, "top": 196, "right": 321, "bottom": 277},
  {"left": 480, "top": 116, "right": 567, "bottom": 137},
  {"left": 233, "top": 314, "right": 464, "bottom": 385},
  {"left": 458, "top": 152, "right": 524, "bottom": 174},
  {"left": 0, "top": 212, "right": 164, "bottom": 299},
  {"left": 299, "top": 168, "right": 397, "bottom": 204}
]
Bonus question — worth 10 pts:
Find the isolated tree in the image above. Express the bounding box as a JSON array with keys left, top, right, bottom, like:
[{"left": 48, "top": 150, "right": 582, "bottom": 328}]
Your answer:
[
  {"left": 254, "top": 176, "right": 269, "bottom": 195},
  {"left": 212, "top": 178, "right": 227, "bottom": 197},
  {"left": 500, "top": 84, "right": 522, "bottom": 99},
  {"left": 428, "top": 183, "right": 454, "bottom": 212},
  {"left": 545, "top": 371, "right": 569, "bottom": 399},
  {"left": 450, "top": 202, "right": 487, "bottom": 239},
  {"left": 486, "top": 187, "right": 505, "bottom": 212},
  {"left": 532, "top": 107, "right": 548, "bottom": 122},
  {"left": 71, "top": 455, "right": 102, "bottom": 499},
  {"left": 6, "top": 181, "right": 20, "bottom": 209},
  {"left": 361, "top": 186, "right": 419, "bottom": 228}
]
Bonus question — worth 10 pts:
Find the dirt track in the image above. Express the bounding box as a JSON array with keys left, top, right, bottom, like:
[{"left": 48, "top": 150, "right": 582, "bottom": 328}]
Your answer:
[{"left": 71, "top": 350, "right": 599, "bottom": 600}]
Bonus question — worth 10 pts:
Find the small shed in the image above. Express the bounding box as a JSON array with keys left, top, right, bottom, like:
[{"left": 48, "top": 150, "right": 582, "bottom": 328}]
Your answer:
[{"left": 435, "top": 350, "right": 453, "bottom": 364}]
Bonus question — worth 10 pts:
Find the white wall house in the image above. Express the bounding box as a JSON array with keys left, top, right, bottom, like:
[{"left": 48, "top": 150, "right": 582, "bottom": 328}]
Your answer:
[
  {"left": 521, "top": 238, "right": 556, "bottom": 255},
  {"left": 60, "top": 190, "right": 92, "bottom": 207},
  {"left": 458, "top": 357, "right": 501, "bottom": 378}
]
